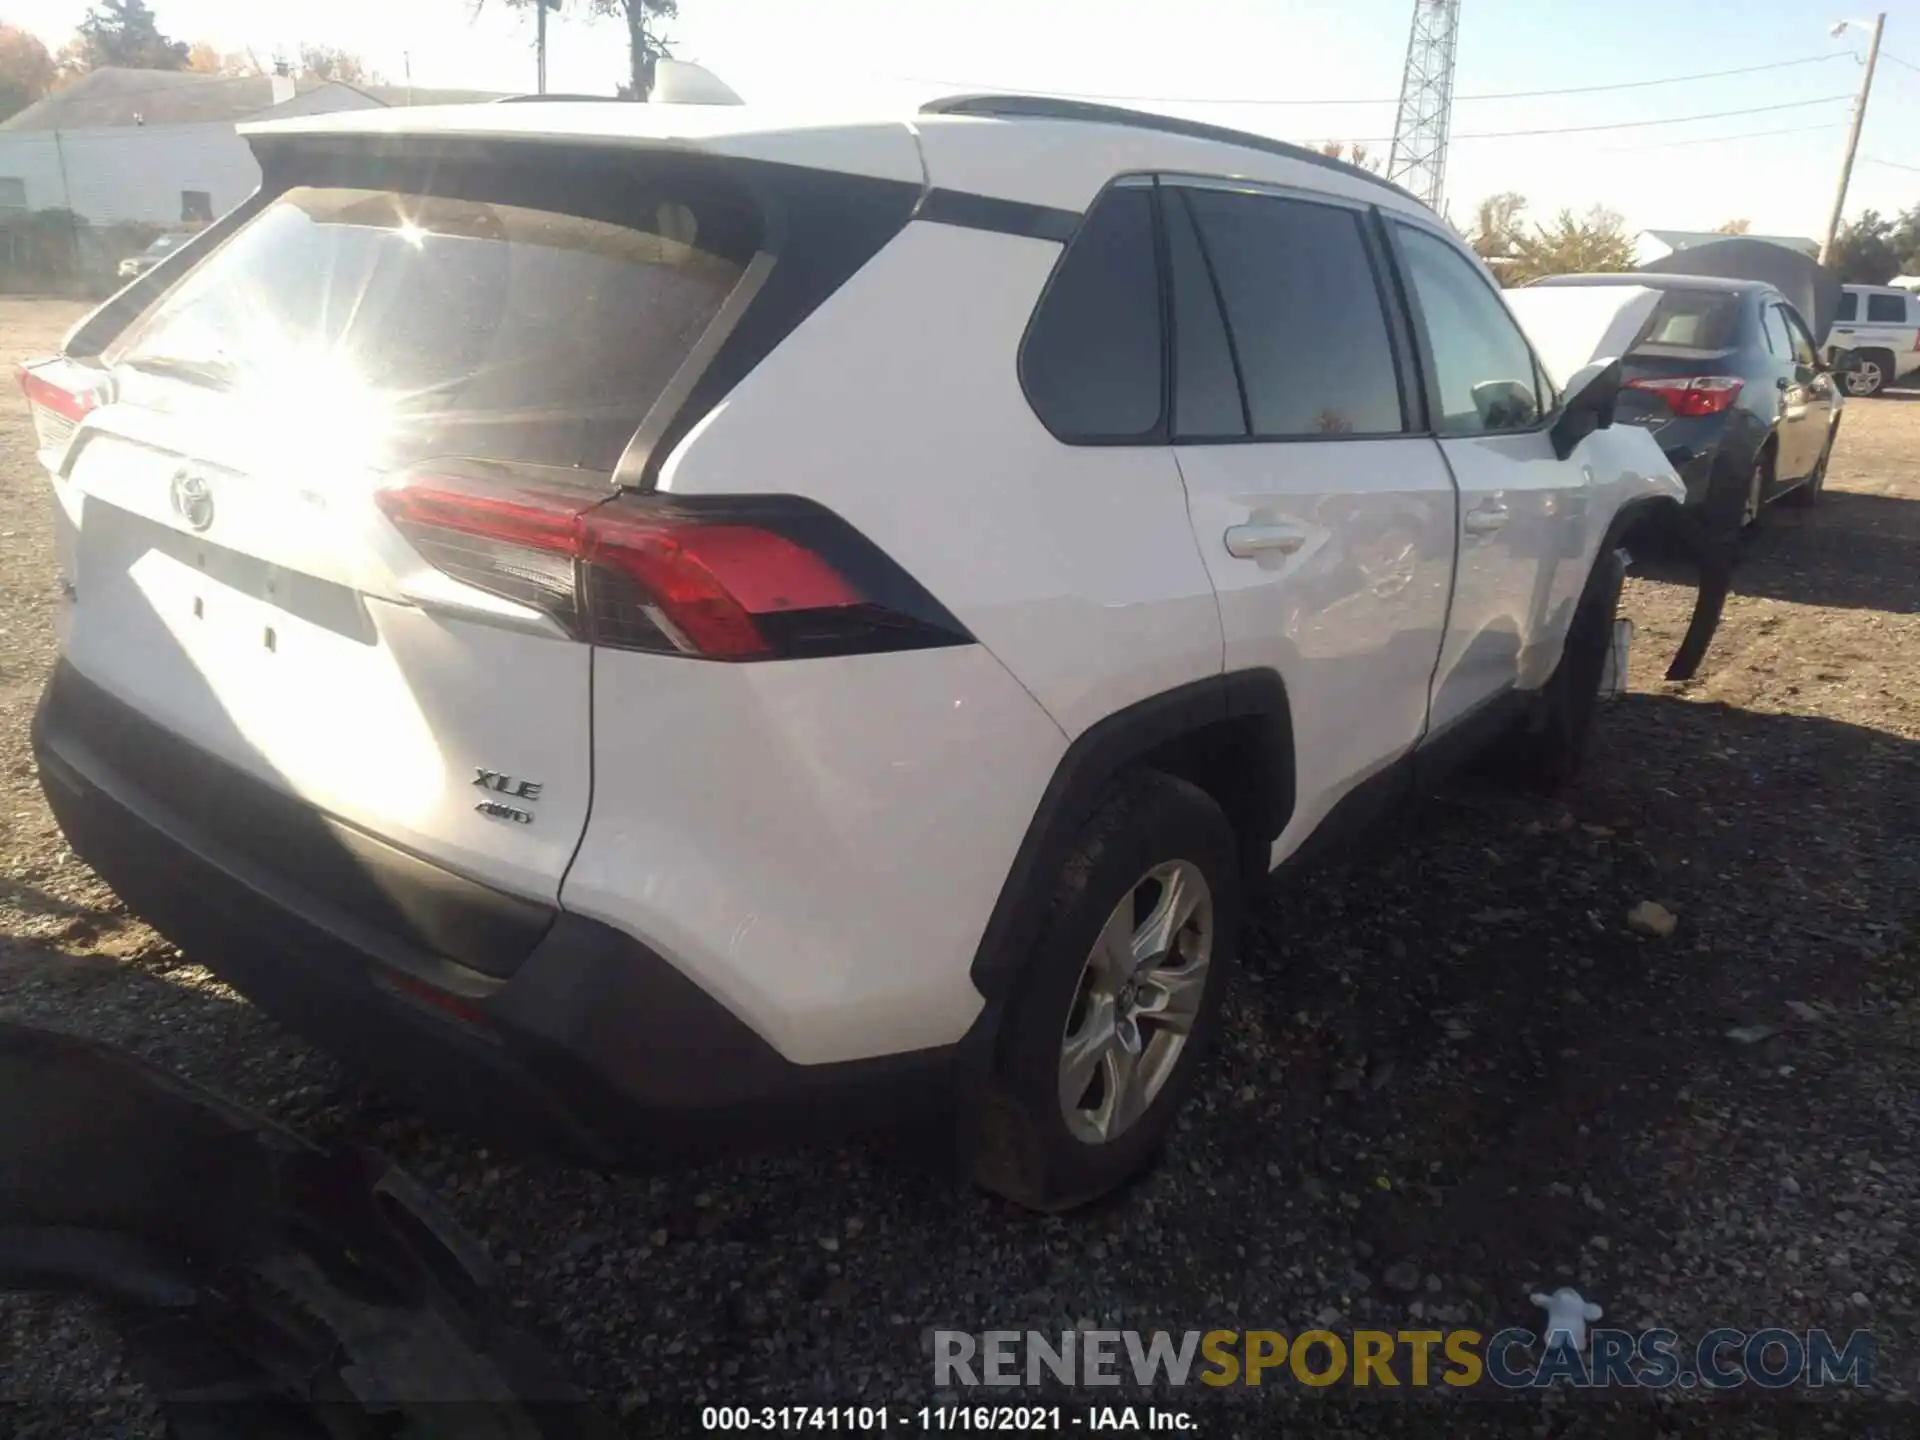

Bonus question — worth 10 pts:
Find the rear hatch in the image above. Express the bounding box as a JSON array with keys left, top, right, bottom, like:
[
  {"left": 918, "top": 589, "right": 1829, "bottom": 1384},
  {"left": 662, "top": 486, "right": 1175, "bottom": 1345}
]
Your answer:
[{"left": 31, "top": 145, "right": 761, "bottom": 973}]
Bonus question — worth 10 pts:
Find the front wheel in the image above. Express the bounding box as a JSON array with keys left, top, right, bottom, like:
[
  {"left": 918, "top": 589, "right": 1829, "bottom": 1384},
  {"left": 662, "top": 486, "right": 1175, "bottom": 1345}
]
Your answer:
[
  {"left": 1492, "top": 549, "right": 1625, "bottom": 793},
  {"left": 969, "top": 770, "right": 1240, "bottom": 1212}
]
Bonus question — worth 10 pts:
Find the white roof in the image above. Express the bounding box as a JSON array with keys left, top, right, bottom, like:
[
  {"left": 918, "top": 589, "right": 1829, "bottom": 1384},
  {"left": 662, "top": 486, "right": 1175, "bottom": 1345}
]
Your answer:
[{"left": 240, "top": 99, "right": 1433, "bottom": 220}]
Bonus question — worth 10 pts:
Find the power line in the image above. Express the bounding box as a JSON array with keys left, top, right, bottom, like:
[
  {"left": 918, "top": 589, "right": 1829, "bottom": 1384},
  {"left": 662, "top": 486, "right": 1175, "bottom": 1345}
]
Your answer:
[
  {"left": 1315, "top": 95, "right": 1854, "bottom": 146},
  {"left": 1453, "top": 94, "right": 1853, "bottom": 140},
  {"left": 884, "top": 53, "right": 1849, "bottom": 108},
  {"left": 1599, "top": 121, "right": 1848, "bottom": 153},
  {"left": 1861, "top": 154, "right": 1920, "bottom": 173},
  {"left": 1879, "top": 51, "right": 1920, "bottom": 74}
]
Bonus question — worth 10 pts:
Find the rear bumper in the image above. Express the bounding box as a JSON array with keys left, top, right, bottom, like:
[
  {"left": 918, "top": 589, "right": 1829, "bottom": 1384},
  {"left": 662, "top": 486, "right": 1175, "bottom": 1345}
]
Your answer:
[{"left": 32, "top": 660, "right": 956, "bottom": 1166}]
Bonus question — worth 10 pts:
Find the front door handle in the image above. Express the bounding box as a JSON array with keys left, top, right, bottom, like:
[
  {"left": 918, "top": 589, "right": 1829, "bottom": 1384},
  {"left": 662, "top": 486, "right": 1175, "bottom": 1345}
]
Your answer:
[
  {"left": 1463, "top": 503, "right": 1509, "bottom": 536},
  {"left": 1223, "top": 521, "right": 1306, "bottom": 559}
]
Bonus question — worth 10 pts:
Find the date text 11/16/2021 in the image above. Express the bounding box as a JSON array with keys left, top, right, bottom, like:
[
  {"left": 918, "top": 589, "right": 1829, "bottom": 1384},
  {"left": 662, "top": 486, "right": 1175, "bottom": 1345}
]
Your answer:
[{"left": 700, "top": 1405, "right": 1197, "bottom": 1432}]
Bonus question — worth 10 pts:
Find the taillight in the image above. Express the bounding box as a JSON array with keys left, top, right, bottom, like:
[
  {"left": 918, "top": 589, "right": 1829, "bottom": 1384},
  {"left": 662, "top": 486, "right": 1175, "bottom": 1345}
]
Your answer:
[
  {"left": 17, "top": 358, "right": 110, "bottom": 452},
  {"left": 375, "top": 470, "right": 971, "bottom": 662},
  {"left": 1625, "top": 375, "right": 1744, "bottom": 418}
]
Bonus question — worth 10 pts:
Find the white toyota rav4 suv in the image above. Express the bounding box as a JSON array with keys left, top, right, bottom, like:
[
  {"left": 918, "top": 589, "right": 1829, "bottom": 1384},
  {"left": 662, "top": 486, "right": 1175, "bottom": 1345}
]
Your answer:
[{"left": 24, "top": 93, "right": 1688, "bottom": 1210}]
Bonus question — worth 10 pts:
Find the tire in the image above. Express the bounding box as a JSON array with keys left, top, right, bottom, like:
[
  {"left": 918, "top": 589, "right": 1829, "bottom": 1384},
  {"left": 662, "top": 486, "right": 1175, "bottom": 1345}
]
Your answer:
[
  {"left": 1843, "top": 350, "right": 1891, "bottom": 399},
  {"left": 969, "top": 770, "right": 1241, "bottom": 1212},
  {"left": 1496, "top": 549, "right": 1625, "bottom": 792}
]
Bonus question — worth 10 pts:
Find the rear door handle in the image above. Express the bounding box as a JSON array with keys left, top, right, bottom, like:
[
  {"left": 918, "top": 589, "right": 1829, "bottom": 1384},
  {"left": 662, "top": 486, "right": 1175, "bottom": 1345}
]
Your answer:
[
  {"left": 1223, "top": 521, "right": 1306, "bottom": 559},
  {"left": 1463, "top": 503, "right": 1509, "bottom": 536}
]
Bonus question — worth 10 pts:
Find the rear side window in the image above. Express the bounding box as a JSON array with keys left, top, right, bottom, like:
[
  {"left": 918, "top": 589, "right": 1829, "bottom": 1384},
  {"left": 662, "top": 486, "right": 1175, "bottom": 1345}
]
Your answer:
[
  {"left": 1636, "top": 290, "right": 1742, "bottom": 350},
  {"left": 1867, "top": 292, "right": 1910, "bottom": 323},
  {"left": 1163, "top": 189, "right": 1247, "bottom": 439},
  {"left": 1837, "top": 292, "right": 1859, "bottom": 322},
  {"left": 108, "top": 178, "right": 756, "bottom": 474},
  {"left": 1021, "top": 185, "right": 1164, "bottom": 441},
  {"left": 1183, "top": 188, "right": 1404, "bottom": 438}
]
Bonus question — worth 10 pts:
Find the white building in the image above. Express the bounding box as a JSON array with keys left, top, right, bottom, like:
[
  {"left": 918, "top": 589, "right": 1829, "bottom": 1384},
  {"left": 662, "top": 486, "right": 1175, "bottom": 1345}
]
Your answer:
[
  {"left": 0, "top": 68, "right": 505, "bottom": 228},
  {"left": 1634, "top": 228, "right": 1820, "bottom": 267}
]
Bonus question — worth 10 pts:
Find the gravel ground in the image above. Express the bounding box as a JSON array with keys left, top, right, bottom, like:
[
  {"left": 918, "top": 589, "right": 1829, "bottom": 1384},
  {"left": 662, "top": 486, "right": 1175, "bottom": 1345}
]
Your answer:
[{"left": 1, "top": 293, "right": 1917, "bottom": 1436}]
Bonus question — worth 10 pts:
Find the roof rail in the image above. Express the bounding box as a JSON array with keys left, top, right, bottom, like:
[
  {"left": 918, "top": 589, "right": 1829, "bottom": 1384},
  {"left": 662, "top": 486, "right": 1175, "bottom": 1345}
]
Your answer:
[
  {"left": 918, "top": 94, "right": 1420, "bottom": 205},
  {"left": 492, "top": 93, "right": 629, "bottom": 104}
]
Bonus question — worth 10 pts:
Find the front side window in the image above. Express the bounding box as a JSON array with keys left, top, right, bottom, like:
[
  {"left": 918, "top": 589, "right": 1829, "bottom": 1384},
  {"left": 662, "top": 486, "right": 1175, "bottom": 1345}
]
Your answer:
[
  {"left": 1395, "top": 224, "right": 1542, "bottom": 437},
  {"left": 1758, "top": 302, "right": 1787, "bottom": 357},
  {"left": 1021, "top": 185, "right": 1164, "bottom": 441},
  {"left": 1181, "top": 187, "right": 1405, "bottom": 439},
  {"left": 1776, "top": 303, "right": 1818, "bottom": 367},
  {"left": 1836, "top": 292, "right": 1859, "bottom": 322}
]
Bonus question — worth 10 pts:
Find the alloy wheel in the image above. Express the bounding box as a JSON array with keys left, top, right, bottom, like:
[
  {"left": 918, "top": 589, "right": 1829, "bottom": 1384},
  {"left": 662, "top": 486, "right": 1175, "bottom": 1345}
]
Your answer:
[
  {"left": 1058, "top": 860, "right": 1213, "bottom": 1145},
  {"left": 1845, "top": 360, "right": 1883, "bottom": 397}
]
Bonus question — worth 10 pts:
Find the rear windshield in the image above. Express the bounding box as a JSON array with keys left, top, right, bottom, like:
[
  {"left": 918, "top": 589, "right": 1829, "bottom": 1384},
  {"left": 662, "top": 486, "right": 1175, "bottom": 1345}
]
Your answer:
[
  {"left": 1634, "top": 290, "right": 1742, "bottom": 352},
  {"left": 107, "top": 179, "right": 755, "bottom": 474}
]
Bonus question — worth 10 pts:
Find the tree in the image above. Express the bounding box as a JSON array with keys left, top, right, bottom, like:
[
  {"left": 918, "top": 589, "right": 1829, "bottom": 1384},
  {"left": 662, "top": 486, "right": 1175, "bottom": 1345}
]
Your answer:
[
  {"left": 496, "top": 0, "right": 677, "bottom": 99},
  {"left": 0, "top": 26, "right": 55, "bottom": 121},
  {"left": 185, "top": 41, "right": 261, "bottom": 76},
  {"left": 1888, "top": 204, "right": 1920, "bottom": 277},
  {"left": 297, "top": 43, "right": 374, "bottom": 85},
  {"left": 1505, "top": 206, "right": 1637, "bottom": 285},
  {"left": 1317, "top": 140, "right": 1383, "bottom": 174},
  {"left": 1466, "top": 191, "right": 1528, "bottom": 262},
  {"left": 72, "top": 0, "right": 189, "bottom": 72},
  {"left": 1828, "top": 211, "right": 1900, "bottom": 286},
  {"left": 1715, "top": 218, "right": 1752, "bottom": 235}
]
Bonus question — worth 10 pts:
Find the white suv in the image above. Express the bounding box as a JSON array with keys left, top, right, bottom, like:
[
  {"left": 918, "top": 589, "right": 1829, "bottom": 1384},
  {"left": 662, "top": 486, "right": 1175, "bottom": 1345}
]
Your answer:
[
  {"left": 1828, "top": 284, "right": 1920, "bottom": 396},
  {"left": 23, "top": 94, "right": 1687, "bottom": 1210}
]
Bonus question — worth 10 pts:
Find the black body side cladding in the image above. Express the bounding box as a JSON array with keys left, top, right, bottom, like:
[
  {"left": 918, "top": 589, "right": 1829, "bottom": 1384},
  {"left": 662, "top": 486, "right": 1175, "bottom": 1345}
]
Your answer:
[{"left": 965, "top": 669, "right": 1294, "bottom": 1002}]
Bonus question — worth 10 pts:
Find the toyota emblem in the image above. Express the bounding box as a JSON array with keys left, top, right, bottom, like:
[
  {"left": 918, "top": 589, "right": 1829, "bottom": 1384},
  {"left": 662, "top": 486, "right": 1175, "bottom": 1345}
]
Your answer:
[{"left": 169, "top": 470, "right": 214, "bottom": 532}]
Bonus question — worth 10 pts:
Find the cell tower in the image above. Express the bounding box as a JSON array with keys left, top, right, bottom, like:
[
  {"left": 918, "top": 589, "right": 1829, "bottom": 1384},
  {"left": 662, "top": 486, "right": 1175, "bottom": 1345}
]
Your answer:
[{"left": 1386, "top": 0, "right": 1463, "bottom": 210}]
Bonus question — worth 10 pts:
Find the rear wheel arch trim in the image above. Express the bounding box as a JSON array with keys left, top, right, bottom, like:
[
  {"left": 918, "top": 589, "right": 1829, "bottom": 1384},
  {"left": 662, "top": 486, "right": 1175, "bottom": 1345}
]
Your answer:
[{"left": 965, "top": 669, "right": 1294, "bottom": 1004}]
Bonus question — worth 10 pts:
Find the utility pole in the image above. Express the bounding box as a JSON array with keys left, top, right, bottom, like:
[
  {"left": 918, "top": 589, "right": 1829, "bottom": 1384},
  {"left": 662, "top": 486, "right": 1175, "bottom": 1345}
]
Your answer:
[
  {"left": 536, "top": 0, "right": 548, "bottom": 93},
  {"left": 1820, "top": 11, "right": 1885, "bottom": 267}
]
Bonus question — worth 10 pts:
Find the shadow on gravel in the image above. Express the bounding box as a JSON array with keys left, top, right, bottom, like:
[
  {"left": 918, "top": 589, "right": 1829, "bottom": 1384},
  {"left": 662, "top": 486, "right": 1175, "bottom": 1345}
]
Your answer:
[
  {"left": 7, "top": 686, "right": 1915, "bottom": 1405},
  {"left": 1199, "top": 690, "right": 1918, "bottom": 1323},
  {"left": 0, "top": 879, "right": 116, "bottom": 924},
  {"left": 1627, "top": 489, "right": 1920, "bottom": 616},
  {"left": 1730, "top": 490, "right": 1920, "bottom": 615}
]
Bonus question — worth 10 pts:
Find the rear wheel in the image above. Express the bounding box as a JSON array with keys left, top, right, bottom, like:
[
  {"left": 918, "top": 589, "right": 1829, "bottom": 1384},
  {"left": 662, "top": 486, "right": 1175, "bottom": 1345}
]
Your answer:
[
  {"left": 970, "top": 771, "right": 1240, "bottom": 1212},
  {"left": 1843, "top": 350, "right": 1891, "bottom": 398}
]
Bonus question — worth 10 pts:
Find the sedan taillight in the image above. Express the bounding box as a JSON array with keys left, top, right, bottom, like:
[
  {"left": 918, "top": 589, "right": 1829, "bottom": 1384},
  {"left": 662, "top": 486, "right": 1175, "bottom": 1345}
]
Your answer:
[{"left": 1624, "top": 375, "right": 1744, "bottom": 418}]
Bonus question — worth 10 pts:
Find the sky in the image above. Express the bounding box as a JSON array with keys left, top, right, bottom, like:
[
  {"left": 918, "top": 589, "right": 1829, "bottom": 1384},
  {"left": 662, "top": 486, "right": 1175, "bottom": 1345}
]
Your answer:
[{"left": 7, "top": 0, "right": 1919, "bottom": 240}]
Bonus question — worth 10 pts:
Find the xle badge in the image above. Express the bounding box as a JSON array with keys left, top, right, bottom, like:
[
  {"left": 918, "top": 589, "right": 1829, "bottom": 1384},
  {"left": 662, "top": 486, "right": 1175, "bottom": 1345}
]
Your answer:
[{"left": 474, "top": 768, "right": 542, "bottom": 825}]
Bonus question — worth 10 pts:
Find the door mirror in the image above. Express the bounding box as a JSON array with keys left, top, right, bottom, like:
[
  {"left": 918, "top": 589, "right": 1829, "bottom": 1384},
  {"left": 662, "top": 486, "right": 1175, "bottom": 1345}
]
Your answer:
[{"left": 1549, "top": 358, "right": 1622, "bottom": 460}]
